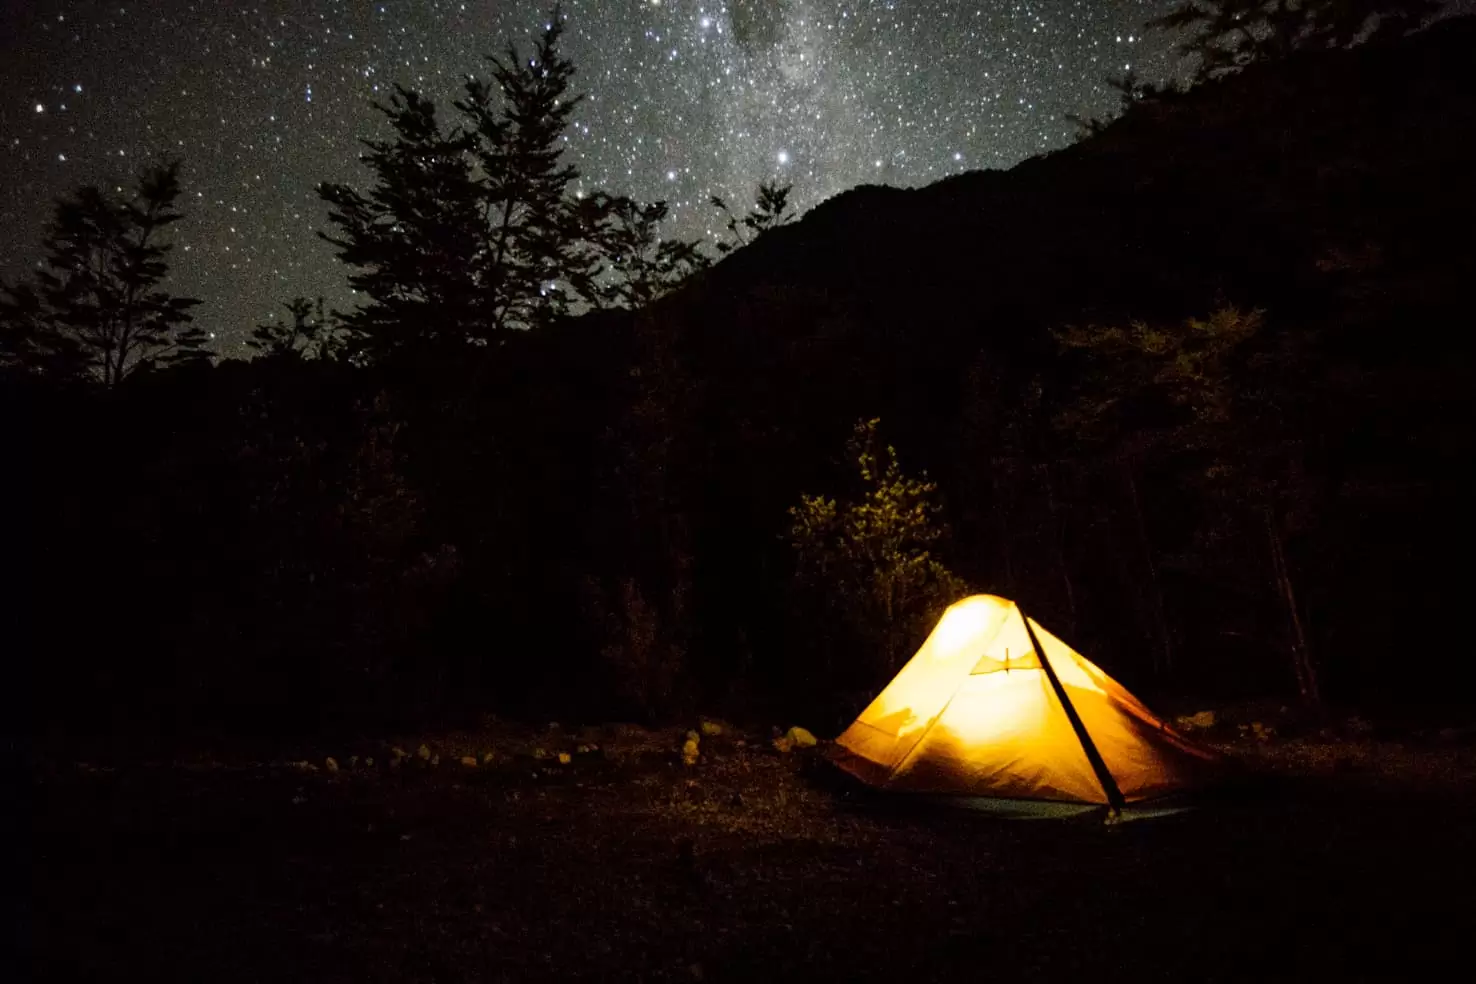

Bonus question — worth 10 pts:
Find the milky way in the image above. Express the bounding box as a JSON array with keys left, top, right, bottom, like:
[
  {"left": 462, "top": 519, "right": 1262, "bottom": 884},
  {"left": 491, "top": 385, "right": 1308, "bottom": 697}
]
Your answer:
[{"left": 1, "top": 2, "right": 1193, "bottom": 355}]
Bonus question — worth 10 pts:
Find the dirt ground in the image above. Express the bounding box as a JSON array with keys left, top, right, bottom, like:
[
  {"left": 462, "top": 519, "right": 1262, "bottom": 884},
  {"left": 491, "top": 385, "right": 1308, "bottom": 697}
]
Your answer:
[{"left": 24, "top": 724, "right": 1476, "bottom": 982}]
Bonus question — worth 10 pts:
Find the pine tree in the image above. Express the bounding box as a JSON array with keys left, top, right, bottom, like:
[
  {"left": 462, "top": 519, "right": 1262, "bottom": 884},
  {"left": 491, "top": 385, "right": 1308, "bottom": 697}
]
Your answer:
[
  {"left": 319, "top": 86, "right": 486, "bottom": 356},
  {"left": 455, "top": 10, "right": 599, "bottom": 331},
  {"left": 320, "top": 8, "right": 689, "bottom": 355},
  {"left": 1, "top": 279, "right": 81, "bottom": 379},
  {"left": 581, "top": 193, "right": 709, "bottom": 309},
  {"left": 0, "top": 162, "right": 206, "bottom": 386}
]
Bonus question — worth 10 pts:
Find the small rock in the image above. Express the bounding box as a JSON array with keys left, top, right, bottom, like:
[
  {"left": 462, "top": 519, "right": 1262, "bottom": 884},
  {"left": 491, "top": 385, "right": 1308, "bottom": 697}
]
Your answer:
[
  {"left": 482, "top": 752, "right": 495, "bottom": 765},
  {"left": 290, "top": 760, "right": 317, "bottom": 773},
  {"left": 772, "top": 736, "right": 795, "bottom": 754},
  {"left": 699, "top": 720, "right": 723, "bottom": 737},
  {"left": 786, "top": 726, "right": 818, "bottom": 748},
  {"left": 417, "top": 744, "right": 431, "bottom": 761},
  {"left": 532, "top": 747, "right": 549, "bottom": 760},
  {"left": 460, "top": 756, "right": 478, "bottom": 768},
  {"left": 686, "top": 729, "right": 701, "bottom": 742},
  {"left": 348, "top": 756, "right": 359, "bottom": 769},
  {"left": 1177, "top": 710, "right": 1217, "bottom": 730},
  {"left": 430, "top": 754, "right": 440, "bottom": 767},
  {"left": 682, "top": 738, "right": 700, "bottom": 766},
  {"left": 391, "top": 746, "right": 408, "bottom": 760},
  {"left": 324, "top": 757, "right": 340, "bottom": 773},
  {"left": 558, "top": 752, "right": 572, "bottom": 765},
  {"left": 365, "top": 757, "right": 374, "bottom": 768}
]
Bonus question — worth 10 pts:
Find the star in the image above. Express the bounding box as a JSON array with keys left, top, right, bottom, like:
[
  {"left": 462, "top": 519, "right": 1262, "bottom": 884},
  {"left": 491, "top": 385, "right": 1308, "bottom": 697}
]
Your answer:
[{"left": 0, "top": 0, "right": 1210, "bottom": 357}]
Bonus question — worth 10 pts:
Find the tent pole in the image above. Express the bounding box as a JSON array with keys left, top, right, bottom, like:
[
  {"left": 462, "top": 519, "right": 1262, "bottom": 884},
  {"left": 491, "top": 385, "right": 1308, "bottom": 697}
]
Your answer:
[{"left": 1019, "top": 606, "right": 1127, "bottom": 815}]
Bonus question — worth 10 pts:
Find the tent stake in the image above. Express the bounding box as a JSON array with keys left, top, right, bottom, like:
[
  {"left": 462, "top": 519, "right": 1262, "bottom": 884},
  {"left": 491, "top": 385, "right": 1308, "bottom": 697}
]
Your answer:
[{"left": 1019, "top": 606, "right": 1127, "bottom": 815}]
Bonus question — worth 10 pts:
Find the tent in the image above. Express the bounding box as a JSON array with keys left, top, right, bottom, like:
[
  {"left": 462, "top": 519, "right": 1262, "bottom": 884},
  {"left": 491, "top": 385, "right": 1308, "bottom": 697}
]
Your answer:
[{"left": 833, "top": 595, "right": 1221, "bottom": 813}]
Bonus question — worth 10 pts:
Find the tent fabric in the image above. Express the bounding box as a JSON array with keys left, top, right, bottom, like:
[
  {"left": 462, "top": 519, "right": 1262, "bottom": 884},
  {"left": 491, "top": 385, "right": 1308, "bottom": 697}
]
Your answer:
[{"left": 834, "top": 595, "right": 1220, "bottom": 804}]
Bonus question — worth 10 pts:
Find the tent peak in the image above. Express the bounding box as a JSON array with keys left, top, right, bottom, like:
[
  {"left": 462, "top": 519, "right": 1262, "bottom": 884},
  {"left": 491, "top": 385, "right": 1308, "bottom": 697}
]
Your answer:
[{"left": 835, "top": 600, "right": 1222, "bottom": 806}]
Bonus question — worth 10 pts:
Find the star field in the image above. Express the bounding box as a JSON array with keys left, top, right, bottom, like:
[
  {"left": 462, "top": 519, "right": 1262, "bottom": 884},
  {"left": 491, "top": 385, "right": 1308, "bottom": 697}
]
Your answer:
[{"left": 2, "top": 1, "right": 1186, "bottom": 356}]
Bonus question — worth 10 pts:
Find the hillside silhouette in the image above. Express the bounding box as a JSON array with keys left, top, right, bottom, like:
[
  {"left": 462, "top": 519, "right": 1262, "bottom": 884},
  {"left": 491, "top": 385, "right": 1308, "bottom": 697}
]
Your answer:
[
  {"left": 12, "top": 16, "right": 1476, "bottom": 742},
  {"left": 572, "top": 14, "right": 1476, "bottom": 717}
]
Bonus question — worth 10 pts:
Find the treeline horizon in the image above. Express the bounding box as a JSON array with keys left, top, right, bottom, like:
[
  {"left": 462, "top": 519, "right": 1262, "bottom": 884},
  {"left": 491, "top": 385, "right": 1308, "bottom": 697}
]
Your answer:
[{"left": 7, "top": 3, "right": 1474, "bottom": 744}]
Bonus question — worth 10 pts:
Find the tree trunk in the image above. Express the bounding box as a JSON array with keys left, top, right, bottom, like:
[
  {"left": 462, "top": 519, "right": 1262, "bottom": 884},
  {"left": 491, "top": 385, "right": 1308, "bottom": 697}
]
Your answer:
[
  {"left": 1264, "top": 504, "right": 1321, "bottom": 707},
  {"left": 992, "top": 460, "right": 1014, "bottom": 594},
  {"left": 1122, "top": 457, "right": 1174, "bottom": 674},
  {"left": 1040, "top": 461, "right": 1077, "bottom": 635}
]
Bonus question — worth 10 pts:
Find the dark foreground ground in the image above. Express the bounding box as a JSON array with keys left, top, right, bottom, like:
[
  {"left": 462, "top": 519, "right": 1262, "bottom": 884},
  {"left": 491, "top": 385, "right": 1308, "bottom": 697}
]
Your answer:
[{"left": 24, "top": 723, "right": 1476, "bottom": 982}]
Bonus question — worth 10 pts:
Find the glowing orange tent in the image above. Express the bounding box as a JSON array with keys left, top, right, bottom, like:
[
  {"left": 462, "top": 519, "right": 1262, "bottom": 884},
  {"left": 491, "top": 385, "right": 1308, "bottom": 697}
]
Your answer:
[{"left": 834, "top": 595, "right": 1220, "bottom": 811}]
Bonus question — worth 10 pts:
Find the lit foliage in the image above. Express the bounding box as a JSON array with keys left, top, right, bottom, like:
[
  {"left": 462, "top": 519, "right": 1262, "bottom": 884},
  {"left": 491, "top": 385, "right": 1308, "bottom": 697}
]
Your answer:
[
  {"left": 1151, "top": 0, "right": 1441, "bottom": 81},
  {"left": 1053, "top": 305, "right": 1267, "bottom": 447},
  {"left": 1053, "top": 305, "right": 1326, "bottom": 702},
  {"left": 1, "top": 162, "right": 206, "bottom": 386},
  {"left": 789, "top": 418, "right": 966, "bottom": 683}
]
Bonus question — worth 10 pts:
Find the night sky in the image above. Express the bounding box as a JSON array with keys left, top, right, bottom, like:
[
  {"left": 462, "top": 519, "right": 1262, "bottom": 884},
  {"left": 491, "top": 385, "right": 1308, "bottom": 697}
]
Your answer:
[{"left": 0, "top": 1, "right": 1335, "bottom": 355}]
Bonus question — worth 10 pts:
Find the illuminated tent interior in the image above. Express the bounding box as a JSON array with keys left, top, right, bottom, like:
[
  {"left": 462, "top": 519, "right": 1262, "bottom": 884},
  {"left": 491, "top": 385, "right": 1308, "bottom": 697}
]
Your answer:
[{"left": 834, "top": 595, "right": 1221, "bottom": 810}]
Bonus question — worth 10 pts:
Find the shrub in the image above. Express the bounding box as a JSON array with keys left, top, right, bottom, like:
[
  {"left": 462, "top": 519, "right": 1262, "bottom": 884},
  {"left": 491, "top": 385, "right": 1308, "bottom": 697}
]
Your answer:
[{"left": 788, "top": 418, "right": 966, "bottom": 697}]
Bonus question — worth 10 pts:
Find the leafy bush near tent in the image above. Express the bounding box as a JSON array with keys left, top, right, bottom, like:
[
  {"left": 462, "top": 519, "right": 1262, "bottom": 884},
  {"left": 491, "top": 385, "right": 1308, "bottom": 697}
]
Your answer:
[{"left": 788, "top": 418, "right": 966, "bottom": 706}]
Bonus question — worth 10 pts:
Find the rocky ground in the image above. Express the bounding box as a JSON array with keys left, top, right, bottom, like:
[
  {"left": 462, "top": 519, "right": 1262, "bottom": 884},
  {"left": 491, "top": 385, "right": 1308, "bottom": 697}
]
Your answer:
[{"left": 24, "top": 717, "right": 1476, "bottom": 982}]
